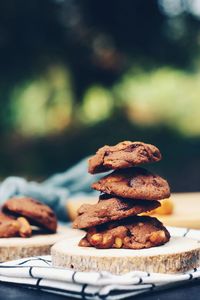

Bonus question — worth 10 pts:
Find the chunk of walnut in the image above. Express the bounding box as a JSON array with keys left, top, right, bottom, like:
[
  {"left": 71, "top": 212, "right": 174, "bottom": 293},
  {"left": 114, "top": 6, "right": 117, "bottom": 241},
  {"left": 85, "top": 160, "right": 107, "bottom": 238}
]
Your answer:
[
  {"left": 0, "top": 220, "right": 20, "bottom": 238},
  {"left": 17, "top": 217, "right": 32, "bottom": 238},
  {"left": 114, "top": 237, "right": 123, "bottom": 248},
  {"left": 85, "top": 225, "right": 127, "bottom": 249},
  {"left": 89, "top": 233, "right": 114, "bottom": 248},
  {"left": 149, "top": 230, "right": 166, "bottom": 244}
]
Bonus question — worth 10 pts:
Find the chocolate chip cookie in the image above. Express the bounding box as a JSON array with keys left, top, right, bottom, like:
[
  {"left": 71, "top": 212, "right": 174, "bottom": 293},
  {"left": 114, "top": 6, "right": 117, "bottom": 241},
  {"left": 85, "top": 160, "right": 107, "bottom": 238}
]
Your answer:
[
  {"left": 79, "top": 216, "right": 170, "bottom": 249},
  {"left": 88, "top": 141, "right": 161, "bottom": 174},
  {"left": 3, "top": 197, "right": 57, "bottom": 232},
  {"left": 92, "top": 167, "right": 170, "bottom": 200},
  {"left": 73, "top": 194, "right": 160, "bottom": 229}
]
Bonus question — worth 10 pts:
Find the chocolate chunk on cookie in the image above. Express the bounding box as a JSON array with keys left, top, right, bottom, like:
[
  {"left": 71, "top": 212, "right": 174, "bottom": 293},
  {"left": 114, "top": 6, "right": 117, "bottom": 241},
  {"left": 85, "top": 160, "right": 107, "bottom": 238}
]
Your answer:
[
  {"left": 79, "top": 216, "right": 170, "bottom": 249},
  {"left": 3, "top": 197, "right": 57, "bottom": 232},
  {"left": 92, "top": 167, "right": 170, "bottom": 200},
  {"left": 88, "top": 141, "right": 161, "bottom": 174},
  {"left": 73, "top": 194, "right": 160, "bottom": 229}
]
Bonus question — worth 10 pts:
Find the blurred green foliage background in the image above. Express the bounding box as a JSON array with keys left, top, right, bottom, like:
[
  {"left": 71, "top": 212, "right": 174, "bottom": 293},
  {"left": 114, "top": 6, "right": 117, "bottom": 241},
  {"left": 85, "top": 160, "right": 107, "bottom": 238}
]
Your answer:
[{"left": 0, "top": 0, "right": 200, "bottom": 191}]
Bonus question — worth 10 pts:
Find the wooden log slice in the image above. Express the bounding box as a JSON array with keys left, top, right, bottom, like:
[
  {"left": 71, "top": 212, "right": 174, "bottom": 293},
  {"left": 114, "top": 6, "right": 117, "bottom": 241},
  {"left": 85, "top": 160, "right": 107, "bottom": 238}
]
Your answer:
[
  {"left": 0, "top": 226, "right": 81, "bottom": 262},
  {"left": 51, "top": 233, "right": 200, "bottom": 274}
]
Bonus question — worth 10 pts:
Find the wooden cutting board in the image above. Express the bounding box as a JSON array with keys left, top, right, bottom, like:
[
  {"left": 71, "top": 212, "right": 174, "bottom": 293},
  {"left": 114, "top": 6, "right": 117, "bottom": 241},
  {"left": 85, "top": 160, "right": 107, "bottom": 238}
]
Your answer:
[
  {"left": 157, "top": 192, "right": 200, "bottom": 229},
  {"left": 66, "top": 192, "right": 200, "bottom": 229},
  {"left": 0, "top": 226, "right": 81, "bottom": 262},
  {"left": 51, "top": 230, "right": 200, "bottom": 274}
]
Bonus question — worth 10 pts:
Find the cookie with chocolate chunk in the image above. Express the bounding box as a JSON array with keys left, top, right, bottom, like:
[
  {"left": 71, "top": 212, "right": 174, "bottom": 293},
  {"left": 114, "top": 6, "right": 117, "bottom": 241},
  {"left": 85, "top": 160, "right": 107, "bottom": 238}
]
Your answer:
[
  {"left": 92, "top": 167, "right": 170, "bottom": 200},
  {"left": 88, "top": 141, "right": 161, "bottom": 174},
  {"left": 73, "top": 194, "right": 160, "bottom": 229},
  {"left": 3, "top": 197, "right": 57, "bottom": 232},
  {"left": 79, "top": 216, "right": 170, "bottom": 249}
]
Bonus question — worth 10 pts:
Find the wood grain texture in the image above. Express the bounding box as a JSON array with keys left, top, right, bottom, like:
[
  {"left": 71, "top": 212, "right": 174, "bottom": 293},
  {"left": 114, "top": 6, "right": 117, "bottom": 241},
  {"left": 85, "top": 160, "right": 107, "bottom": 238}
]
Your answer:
[{"left": 51, "top": 233, "right": 200, "bottom": 274}]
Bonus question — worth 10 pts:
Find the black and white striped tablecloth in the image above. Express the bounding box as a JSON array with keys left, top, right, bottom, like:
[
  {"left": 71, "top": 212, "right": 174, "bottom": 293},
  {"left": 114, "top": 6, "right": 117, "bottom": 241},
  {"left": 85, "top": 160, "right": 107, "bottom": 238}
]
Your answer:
[{"left": 0, "top": 227, "right": 200, "bottom": 300}]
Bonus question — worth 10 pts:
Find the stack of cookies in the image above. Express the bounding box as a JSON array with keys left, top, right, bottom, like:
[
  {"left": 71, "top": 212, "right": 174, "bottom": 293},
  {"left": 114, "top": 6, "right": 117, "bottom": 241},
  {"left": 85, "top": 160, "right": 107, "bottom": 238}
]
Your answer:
[{"left": 73, "top": 141, "right": 171, "bottom": 249}]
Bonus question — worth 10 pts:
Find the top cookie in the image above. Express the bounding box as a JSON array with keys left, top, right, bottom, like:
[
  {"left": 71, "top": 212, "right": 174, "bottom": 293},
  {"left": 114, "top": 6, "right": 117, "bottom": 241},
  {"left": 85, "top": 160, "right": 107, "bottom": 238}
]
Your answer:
[
  {"left": 92, "top": 167, "right": 170, "bottom": 200},
  {"left": 88, "top": 141, "right": 161, "bottom": 174},
  {"left": 3, "top": 197, "right": 57, "bottom": 232}
]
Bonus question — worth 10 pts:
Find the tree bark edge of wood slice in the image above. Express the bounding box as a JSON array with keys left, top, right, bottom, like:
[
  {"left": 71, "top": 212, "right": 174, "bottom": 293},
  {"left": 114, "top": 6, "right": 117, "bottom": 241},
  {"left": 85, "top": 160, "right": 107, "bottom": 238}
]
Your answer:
[
  {"left": 0, "top": 226, "right": 80, "bottom": 262},
  {"left": 51, "top": 236, "right": 200, "bottom": 274}
]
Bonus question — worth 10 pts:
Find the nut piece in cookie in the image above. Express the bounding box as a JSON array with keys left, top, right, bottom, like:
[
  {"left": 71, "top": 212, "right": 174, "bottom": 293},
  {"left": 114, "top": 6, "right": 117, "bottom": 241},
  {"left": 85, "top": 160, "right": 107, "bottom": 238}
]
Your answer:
[
  {"left": 88, "top": 141, "right": 161, "bottom": 174},
  {"left": 79, "top": 216, "right": 170, "bottom": 249},
  {"left": 17, "top": 217, "right": 32, "bottom": 238},
  {"left": 73, "top": 194, "right": 160, "bottom": 229},
  {"left": 3, "top": 197, "right": 57, "bottom": 233},
  {"left": 92, "top": 167, "right": 170, "bottom": 200},
  {"left": 0, "top": 212, "right": 20, "bottom": 238}
]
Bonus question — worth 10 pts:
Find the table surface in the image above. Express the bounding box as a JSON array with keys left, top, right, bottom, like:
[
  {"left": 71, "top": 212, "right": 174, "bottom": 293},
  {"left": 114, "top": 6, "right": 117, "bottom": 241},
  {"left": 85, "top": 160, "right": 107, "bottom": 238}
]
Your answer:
[{"left": 1, "top": 281, "right": 200, "bottom": 300}]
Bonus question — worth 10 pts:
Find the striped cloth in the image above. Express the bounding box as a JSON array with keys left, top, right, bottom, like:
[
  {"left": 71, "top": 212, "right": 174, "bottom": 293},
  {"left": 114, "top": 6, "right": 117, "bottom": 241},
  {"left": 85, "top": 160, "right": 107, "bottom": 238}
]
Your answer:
[{"left": 0, "top": 227, "right": 200, "bottom": 299}]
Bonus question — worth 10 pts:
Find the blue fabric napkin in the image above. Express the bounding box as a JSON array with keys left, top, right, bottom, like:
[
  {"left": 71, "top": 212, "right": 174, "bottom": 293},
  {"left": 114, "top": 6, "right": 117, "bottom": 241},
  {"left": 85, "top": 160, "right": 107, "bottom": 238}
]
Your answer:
[{"left": 0, "top": 157, "right": 101, "bottom": 221}]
